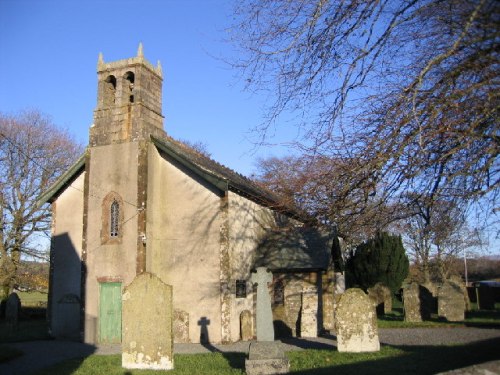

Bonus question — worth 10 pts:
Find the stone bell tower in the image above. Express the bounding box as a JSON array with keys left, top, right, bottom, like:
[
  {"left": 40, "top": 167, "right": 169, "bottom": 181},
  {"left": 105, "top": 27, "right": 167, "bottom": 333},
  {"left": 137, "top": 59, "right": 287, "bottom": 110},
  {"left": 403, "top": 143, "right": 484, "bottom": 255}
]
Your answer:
[{"left": 90, "top": 43, "right": 165, "bottom": 146}]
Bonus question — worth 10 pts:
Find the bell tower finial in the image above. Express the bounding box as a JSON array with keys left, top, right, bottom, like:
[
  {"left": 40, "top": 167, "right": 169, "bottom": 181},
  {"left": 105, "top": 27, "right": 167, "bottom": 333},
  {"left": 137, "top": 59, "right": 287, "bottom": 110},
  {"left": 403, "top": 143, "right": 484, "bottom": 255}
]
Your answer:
[
  {"left": 137, "top": 42, "right": 144, "bottom": 58},
  {"left": 97, "top": 52, "right": 104, "bottom": 69}
]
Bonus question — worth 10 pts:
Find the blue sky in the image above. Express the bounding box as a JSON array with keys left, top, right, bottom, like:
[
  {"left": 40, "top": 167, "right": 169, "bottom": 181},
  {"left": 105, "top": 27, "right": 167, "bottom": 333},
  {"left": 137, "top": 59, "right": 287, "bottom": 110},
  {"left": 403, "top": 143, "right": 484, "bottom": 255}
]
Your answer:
[{"left": 0, "top": 0, "right": 290, "bottom": 177}]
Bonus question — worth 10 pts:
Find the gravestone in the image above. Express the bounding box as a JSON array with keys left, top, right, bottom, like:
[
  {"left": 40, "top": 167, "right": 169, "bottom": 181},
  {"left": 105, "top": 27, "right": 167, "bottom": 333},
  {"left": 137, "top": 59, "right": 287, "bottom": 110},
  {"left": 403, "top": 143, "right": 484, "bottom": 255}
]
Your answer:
[
  {"left": 438, "top": 281, "right": 465, "bottom": 322},
  {"left": 300, "top": 285, "right": 318, "bottom": 337},
  {"left": 403, "top": 283, "right": 434, "bottom": 322},
  {"left": 335, "top": 288, "right": 380, "bottom": 352},
  {"left": 476, "top": 285, "right": 496, "bottom": 310},
  {"left": 174, "top": 309, "right": 189, "bottom": 343},
  {"left": 122, "top": 273, "right": 173, "bottom": 370},
  {"left": 5, "top": 293, "right": 21, "bottom": 331},
  {"left": 240, "top": 310, "right": 253, "bottom": 341},
  {"left": 246, "top": 267, "right": 289, "bottom": 375},
  {"left": 250, "top": 267, "right": 274, "bottom": 342},
  {"left": 284, "top": 280, "right": 302, "bottom": 337},
  {"left": 368, "top": 282, "right": 392, "bottom": 315}
]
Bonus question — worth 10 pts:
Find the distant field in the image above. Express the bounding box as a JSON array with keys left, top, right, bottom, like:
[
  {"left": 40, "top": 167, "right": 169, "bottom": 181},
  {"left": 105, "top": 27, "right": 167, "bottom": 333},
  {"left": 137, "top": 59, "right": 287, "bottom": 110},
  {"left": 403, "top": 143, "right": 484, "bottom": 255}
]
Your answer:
[{"left": 16, "top": 291, "right": 48, "bottom": 307}]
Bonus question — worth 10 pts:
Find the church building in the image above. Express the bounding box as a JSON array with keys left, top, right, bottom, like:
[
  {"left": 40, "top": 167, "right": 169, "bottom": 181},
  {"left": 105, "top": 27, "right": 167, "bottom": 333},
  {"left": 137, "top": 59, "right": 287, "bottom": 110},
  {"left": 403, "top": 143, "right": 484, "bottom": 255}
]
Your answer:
[{"left": 39, "top": 45, "right": 334, "bottom": 345}]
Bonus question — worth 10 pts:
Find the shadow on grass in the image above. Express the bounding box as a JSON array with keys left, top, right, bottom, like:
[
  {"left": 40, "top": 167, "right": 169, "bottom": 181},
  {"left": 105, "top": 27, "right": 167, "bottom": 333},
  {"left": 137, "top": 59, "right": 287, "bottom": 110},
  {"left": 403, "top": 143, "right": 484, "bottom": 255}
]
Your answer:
[
  {"left": 0, "top": 342, "right": 97, "bottom": 375},
  {"left": 288, "top": 337, "right": 500, "bottom": 375},
  {"left": 0, "top": 318, "right": 51, "bottom": 343}
]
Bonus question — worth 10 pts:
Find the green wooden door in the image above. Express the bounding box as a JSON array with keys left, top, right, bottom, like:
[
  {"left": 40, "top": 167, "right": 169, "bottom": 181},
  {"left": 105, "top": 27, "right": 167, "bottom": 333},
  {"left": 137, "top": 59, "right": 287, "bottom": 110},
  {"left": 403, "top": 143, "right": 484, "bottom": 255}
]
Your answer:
[{"left": 99, "top": 282, "right": 122, "bottom": 343}]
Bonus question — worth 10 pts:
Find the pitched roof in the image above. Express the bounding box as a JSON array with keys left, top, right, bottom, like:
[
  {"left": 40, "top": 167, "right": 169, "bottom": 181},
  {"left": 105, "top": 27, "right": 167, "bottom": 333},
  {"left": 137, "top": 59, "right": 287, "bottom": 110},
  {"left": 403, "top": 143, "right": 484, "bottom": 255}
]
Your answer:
[
  {"left": 37, "top": 153, "right": 86, "bottom": 205},
  {"left": 254, "top": 227, "right": 333, "bottom": 271},
  {"left": 151, "top": 134, "right": 307, "bottom": 220},
  {"left": 38, "top": 133, "right": 307, "bottom": 221}
]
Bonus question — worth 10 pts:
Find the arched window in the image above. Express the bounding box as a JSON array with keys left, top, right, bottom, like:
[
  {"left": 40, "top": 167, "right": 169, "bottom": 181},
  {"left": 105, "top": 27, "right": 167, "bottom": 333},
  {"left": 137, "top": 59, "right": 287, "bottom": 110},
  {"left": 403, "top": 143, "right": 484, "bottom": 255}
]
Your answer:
[
  {"left": 101, "top": 192, "right": 123, "bottom": 245},
  {"left": 123, "top": 71, "right": 135, "bottom": 104},
  {"left": 102, "top": 75, "right": 116, "bottom": 107},
  {"left": 110, "top": 200, "right": 120, "bottom": 237}
]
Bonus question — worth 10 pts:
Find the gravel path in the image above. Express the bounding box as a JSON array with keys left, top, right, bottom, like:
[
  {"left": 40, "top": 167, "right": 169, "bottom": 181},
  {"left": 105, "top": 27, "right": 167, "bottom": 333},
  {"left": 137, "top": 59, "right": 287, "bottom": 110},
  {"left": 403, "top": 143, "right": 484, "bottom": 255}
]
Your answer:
[{"left": 1, "top": 327, "right": 499, "bottom": 374}]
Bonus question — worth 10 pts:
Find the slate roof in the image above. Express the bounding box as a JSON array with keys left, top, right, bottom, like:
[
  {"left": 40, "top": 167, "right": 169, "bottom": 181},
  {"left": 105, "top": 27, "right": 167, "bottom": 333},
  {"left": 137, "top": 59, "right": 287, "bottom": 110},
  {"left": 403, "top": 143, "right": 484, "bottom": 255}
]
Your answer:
[
  {"left": 254, "top": 227, "right": 333, "bottom": 271},
  {"left": 151, "top": 134, "right": 307, "bottom": 220},
  {"left": 39, "top": 133, "right": 307, "bottom": 222}
]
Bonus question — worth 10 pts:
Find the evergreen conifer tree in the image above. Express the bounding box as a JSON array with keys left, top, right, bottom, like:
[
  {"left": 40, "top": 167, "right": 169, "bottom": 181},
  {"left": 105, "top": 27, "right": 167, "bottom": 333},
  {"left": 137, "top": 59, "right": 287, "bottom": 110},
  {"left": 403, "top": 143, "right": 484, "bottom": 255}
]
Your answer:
[{"left": 346, "top": 232, "right": 409, "bottom": 293}]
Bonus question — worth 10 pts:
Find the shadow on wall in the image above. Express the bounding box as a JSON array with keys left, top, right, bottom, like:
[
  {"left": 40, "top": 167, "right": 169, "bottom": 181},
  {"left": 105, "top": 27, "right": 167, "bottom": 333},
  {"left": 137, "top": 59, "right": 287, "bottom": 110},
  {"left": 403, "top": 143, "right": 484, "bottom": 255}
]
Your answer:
[{"left": 50, "top": 233, "right": 87, "bottom": 342}]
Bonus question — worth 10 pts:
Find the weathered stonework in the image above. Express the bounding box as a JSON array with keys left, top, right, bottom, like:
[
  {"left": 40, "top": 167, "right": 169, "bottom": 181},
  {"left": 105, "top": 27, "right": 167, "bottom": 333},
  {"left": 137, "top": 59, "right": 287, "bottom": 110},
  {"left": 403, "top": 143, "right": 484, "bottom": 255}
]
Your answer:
[
  {"left": 322, "top": 270, "right": 335, "bottom": 332},
  {"left": 403, "top": 283, "right": 435, "bottom": 322},
  {"left": 284, "top": 280, "right": 302, "bottom": 337},
  {"left": 368, "top": 282, "right": 392, "bottom": 315},
  {"left": 335, "top": 288, "right": 380, "bottom": 352},
  {"left": 438, "top": 281, "right": 465, "bottom": 322},
  {"left": 300, "top": 285, "right": 318, "bottom": 337},
  {"left": 174, "top": 309, "right": 190, "bottom": 343},
  {"left": 122, "top": 273, "right": 173, "bottom": 370},
  {"left": 240, "top": 309, "right": 253, "bottom": 341},
  {"left": 245, "top": 341, "right": 290, "bottom": 375}
]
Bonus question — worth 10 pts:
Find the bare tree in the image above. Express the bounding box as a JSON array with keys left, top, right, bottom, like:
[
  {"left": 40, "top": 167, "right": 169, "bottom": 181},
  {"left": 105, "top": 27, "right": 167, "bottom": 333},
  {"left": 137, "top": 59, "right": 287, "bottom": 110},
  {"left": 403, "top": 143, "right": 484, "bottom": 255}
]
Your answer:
[
  {"left": 255, "top": 154, "right": 404, "bottom": 247},
  {"left": 402, "top": 195, "right": 484, "bottom": 282},
  {"left": 0, "top": 110, "right": 82, "bottom": 301},
  {"left": 230, "top": 0, "right": 499, "bottom": 212}
]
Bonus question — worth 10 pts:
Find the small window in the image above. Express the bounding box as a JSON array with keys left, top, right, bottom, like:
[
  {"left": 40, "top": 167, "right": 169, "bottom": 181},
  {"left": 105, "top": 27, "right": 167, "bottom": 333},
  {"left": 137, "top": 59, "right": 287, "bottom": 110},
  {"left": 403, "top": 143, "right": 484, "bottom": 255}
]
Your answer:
[
  {"left": 101, "top": 192, "right": 123, "bottom": 245},
  {"left": 274, "top": 280, "right": 284, "bottom": 305},
  {"left": 110, "top": 200, "right": 119, "bottom": 237},
  {"left": 236, "top": 280, "right": 247, "bottom": 298}
]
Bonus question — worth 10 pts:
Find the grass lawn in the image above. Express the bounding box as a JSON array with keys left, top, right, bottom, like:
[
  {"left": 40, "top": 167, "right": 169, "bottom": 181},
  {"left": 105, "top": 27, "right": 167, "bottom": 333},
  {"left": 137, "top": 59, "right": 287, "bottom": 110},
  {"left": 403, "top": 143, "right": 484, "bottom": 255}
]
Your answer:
[
  {"left": 16, "top": 291, "right": 48, "bottom": 307},
  {"left": 378, "top": 301, "right": 500, "bottom": 329},
  {"left": 33, "top": 336, "right": 500, "bottom": 375}
]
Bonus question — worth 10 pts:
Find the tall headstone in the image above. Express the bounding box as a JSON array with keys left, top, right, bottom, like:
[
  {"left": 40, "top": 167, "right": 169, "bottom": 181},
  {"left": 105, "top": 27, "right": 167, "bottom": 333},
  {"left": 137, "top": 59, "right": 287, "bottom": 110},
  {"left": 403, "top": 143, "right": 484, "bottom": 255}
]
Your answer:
[
  {"left": 246, "top": 267, "right": 289, "bottom": 375},
  {"left": 122, "top": 273, "right": 173, "bottom": 370},
  {"left": 300, "top": 285, "right": 318, "bottom": 337},
  {"left": 403, "top": 283, "right": 434, "bottom": 322},
  {"left": 5, "top": 293, "right": 21, "bottom": 331},
  {"left": 284, "top": 280, "right": 302, "bottom": 337},
  {"left": 438, "top": 281, "right": 465, "bottom": 322},
  {"left": 250, "top": 267, "right": 274, "bottom": 342},
  {"left": 476, "top": 285, "right": 496, "bottom": 310},
  {"left": 335, "top": 288, "right": 380, "bottom": 352}
]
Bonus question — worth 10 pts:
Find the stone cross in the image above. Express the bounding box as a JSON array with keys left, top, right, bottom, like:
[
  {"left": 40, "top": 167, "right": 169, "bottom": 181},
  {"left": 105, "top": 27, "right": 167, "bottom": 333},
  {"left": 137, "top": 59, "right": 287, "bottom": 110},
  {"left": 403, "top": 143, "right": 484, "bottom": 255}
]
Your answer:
[{"left": 250, "top": 267, "right": 274, "bottom": 342}]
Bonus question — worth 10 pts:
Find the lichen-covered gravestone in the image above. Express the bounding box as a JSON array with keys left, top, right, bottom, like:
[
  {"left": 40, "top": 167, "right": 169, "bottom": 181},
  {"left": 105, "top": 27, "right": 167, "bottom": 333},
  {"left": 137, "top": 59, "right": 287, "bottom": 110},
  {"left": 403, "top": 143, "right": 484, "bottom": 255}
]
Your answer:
[
  {"left": 335, "top": 288, "right": 380, "bottom": 352},
  {"left": 174, "top": 309, "right": 189, "bottom": 343},
  {"left": 368, "top": 282, "right": 392, "bottom": 315},
  {"left": 300, "top": 285, "right": 318, "bottom": 337},
  {"left": 240, "top": 310, "right": 253, "bottom": 341},
  {"left": 284, "top": 280, "right": 302, "bottom": 337},
  {"left": 404, "top": 283, "right": 434, "bottom": 322},
  {"left": 122, "top": 273, "right": 173, "bottom": 370},
  {"left": 438, "top": 281, "right": 465, "bottom": 322},
  {"left": 5, "top": 292, "right": 21, "bottom": 331}
]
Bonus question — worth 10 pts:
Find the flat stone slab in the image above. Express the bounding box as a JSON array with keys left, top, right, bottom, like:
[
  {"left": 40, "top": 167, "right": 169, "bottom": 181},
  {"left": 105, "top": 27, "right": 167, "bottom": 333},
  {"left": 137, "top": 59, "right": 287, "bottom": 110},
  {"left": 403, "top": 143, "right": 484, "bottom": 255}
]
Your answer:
[{"left": 245, "top": 341, "right": 289, "bottom": 375}]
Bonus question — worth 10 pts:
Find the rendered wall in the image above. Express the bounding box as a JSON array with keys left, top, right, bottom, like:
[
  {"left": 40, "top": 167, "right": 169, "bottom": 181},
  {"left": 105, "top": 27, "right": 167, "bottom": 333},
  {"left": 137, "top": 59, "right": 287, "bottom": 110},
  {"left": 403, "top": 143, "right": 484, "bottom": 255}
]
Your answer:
[
  {"left": 228, "top": 192, "right": 276, "bottom": 342},
  {"left": 84, "top": 142, "right": 139, "bottom": 344},
  {"left": 50, "top": 172, "right": 85, "bottom": 340},
  {"left": 147, "top": 145, "right": 223, "bottom": 343}
]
